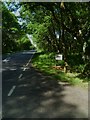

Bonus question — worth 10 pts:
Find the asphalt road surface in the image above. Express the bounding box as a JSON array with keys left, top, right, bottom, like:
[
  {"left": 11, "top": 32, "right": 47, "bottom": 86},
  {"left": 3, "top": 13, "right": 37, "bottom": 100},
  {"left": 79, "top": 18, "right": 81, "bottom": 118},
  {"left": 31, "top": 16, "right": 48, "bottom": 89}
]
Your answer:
[{"left": 2, "top": 50, "right": 88, "bottom": 119}]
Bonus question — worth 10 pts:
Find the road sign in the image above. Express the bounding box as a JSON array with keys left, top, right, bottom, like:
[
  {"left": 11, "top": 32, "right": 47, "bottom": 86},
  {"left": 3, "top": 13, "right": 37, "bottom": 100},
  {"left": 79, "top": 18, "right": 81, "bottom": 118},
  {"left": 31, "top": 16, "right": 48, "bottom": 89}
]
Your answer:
[{"left": 55, "top": 54, "right": 63, "bottom": 60}]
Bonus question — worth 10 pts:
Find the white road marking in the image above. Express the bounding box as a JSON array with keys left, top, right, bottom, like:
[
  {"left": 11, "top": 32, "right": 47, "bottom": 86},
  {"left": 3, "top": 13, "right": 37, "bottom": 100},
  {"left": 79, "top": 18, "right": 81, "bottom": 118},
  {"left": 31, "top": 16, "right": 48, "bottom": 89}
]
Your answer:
[
  {"left": 25, "top": 53, "right": 35, "bottom": 67},
  {"left": 26, "top": 63, "right": 29, "bottom": 67},
  {"left": 3, "top": 59, "right": 9, "bottom": 63},
  {"left": 7, "top": 86, "right": 16, "bottom": 97},
  {"left": 6, "top": 51, "right": 36, "bottom": 97},
  {"left": 3, "top": 57, "right": 11, "bottom": 63},
  {"left": 18, "top": 74, "right": 23, "bottom": 79},
  {"left": 26, "top": 60, "right": 30, "bottom": 67},
  {"left": 23, "top": 67, "right": 27, "bottom": 71}
]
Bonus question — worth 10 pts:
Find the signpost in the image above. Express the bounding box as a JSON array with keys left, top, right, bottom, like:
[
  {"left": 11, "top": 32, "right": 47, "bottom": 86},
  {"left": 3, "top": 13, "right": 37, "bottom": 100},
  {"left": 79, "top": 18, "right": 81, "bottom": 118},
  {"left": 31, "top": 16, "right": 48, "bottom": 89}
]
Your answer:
[
  {"left": 55, "top": 54, "right": 63, "bottom": 67},
  {"left": 55, "top": 54, "right": 63, "bottom": 61},
  {"left": 55, "top": 54, "right": 69, "bottom": 73}
]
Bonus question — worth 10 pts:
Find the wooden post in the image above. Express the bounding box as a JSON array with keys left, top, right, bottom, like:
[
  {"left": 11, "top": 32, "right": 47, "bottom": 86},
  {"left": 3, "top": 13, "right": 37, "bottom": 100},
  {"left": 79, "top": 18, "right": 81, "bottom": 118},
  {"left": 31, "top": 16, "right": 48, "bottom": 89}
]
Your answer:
[{"left": 64, "top": 62, "right": 68, "bottom": 73}]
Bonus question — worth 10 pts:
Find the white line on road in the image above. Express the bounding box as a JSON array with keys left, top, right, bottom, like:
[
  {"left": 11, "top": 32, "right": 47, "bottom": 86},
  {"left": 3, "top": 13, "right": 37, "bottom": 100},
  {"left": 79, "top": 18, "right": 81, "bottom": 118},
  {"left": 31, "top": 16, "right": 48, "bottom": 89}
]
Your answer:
[
  {"left": 7, "top": 85, "right": 16, "bottom": 97},
  {"left": 23, "top": 67, "right": 27, "bottom": 71},
  {"left": 25, "top": 53, "right": 35, "bottom": 67},
  {"left": 26, "top": 59, "right": 31, "bottom": 66},
  {"left": 18, "top": 74, "right": 23, "bottom": 79}
]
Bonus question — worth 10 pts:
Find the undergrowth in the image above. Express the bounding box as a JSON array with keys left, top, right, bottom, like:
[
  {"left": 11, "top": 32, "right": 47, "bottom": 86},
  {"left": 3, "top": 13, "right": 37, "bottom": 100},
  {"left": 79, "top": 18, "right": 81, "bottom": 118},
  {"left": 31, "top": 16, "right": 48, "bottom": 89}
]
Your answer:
[{"left": 32, "top": 52, "right": 88, "bottom": 88}]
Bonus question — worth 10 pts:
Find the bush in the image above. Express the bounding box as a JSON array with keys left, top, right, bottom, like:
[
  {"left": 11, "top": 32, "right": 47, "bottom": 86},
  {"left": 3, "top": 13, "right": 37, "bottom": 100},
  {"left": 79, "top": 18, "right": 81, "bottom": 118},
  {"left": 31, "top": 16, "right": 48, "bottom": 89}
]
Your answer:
[
  {"left": 82, "top": 62, "right": 90, "bottom": 78},
  {"left": 67, "top": 54, "right": 84, "bottom": 66},
  {"left": 73, "top": 64, "right": 84, "bottom": 73},
  {"left": 56, "top": 60, "right": 65, "bottom": 66}
]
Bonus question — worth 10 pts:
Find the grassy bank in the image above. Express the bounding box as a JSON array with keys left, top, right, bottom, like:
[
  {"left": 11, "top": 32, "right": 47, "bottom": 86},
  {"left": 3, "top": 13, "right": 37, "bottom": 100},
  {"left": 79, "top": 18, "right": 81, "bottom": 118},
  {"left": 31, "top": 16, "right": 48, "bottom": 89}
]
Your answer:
[{"left": 32, "top": 52, "right": 88, "bottom": 88}]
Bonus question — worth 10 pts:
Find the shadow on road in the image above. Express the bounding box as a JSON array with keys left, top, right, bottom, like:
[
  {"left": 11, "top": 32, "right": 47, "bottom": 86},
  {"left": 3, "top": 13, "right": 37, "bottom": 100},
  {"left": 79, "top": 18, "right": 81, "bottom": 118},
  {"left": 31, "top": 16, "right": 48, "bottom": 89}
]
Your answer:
[
  {"left": 2, "top": 52, "right": 88, "bottom": 118},
  {"left": 2, "top": 65, "right": 88, "bottom": 118}
]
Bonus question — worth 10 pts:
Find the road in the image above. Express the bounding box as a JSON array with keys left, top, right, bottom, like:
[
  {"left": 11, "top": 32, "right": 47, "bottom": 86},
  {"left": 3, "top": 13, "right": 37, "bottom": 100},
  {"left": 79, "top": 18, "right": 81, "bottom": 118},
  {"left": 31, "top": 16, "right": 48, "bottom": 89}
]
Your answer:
[{"left": 2, "top": 50, "right": 88, "bottom": 119}]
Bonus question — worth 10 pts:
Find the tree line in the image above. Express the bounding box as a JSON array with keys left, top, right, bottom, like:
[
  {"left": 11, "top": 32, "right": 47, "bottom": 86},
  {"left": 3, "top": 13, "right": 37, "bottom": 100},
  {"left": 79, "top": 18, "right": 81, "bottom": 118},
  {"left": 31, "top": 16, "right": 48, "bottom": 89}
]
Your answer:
[{"left": 2, "top": 2, "right": 33, "bottom": 54}]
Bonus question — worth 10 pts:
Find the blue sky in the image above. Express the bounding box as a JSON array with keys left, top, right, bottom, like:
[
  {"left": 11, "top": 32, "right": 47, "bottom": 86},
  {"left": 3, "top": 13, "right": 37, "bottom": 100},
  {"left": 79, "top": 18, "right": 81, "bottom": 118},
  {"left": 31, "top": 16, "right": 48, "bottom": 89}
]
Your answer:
[{"left": 4, "top": 2, "right": 26, "bottom": 25}]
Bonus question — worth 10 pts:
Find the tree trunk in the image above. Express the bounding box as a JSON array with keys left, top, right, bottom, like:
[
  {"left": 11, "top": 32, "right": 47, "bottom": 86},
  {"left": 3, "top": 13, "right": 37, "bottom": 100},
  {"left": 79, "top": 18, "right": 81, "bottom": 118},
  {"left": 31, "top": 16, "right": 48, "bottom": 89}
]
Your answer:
[{"left": 60, "top": 2, "right": 68, "bottom": 73}]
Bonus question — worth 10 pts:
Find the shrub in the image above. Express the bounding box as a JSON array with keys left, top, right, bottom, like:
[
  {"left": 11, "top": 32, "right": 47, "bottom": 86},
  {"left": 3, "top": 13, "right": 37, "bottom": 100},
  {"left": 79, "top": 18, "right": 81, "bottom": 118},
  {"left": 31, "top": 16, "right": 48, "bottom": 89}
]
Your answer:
[
  {"left": 71, "top": 64, "right": 84, "bottom": 73},
  {"left": 56, "top": 60, "right": 65, "bottom": 66}
]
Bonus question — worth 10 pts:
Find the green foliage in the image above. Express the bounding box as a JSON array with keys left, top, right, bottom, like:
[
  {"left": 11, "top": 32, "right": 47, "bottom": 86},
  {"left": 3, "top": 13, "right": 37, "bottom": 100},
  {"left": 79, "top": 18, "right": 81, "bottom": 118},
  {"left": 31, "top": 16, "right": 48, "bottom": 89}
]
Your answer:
[
  {"left": 72, "top": 64, "right": 84, "bottom": 73},
  {"left": 56, "top": 60, "right": 65, "bottom": 66},
  {"left": 82, "top": 62, "right": 90, "bottom": 78},
  {"left": 67, "top": 54, "right": 83, "bottom": 68},
  {"left": 17, "top": 35, "right": 32, "bottom": 50},
  {"left": 20, "top": 2, "right": 89, "bottom": 54},
  {"left": 33, "top": 52, "right": 55, "bottom": 67},
  {"left": 2, "top": 3, "right": 33, "bottom": 54},
  {"left": 2, "top": 3, "right": 21, "bottom": 53},
  {"left": 32, "top": 53, "right": 88, "bottom": 87}
]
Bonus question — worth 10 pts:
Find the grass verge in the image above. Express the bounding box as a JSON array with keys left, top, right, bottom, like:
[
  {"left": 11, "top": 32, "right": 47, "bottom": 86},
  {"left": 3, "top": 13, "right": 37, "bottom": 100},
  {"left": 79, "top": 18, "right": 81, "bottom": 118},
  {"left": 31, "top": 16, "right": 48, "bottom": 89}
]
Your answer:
[{"left": 32, "top": 52, "right": 88, "bottom": 88}]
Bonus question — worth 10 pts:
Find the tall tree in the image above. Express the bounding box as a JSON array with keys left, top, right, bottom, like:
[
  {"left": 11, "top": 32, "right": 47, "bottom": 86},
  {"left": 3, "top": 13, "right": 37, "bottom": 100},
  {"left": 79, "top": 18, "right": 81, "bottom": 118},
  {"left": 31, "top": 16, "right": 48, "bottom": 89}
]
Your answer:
[
  {"left": 2, "top": 2, "right": 21, "bottom": 53},
  {"left": 20, "top": 2, "right": 90, "bottom": 62}
]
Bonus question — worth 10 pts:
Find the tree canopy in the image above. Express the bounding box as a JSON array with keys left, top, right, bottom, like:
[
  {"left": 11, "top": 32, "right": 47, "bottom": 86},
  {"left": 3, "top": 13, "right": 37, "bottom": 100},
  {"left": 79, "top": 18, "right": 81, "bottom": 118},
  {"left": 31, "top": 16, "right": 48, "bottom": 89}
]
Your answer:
[{"left": 19, "top": 3, "right": 90, "bottom": 58}]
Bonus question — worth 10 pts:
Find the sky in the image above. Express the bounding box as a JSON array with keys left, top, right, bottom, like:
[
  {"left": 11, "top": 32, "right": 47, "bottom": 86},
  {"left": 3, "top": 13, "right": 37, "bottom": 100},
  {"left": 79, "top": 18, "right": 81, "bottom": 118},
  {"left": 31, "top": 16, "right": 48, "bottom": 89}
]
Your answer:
[{"left": 4, "top": 2, "right": 25, "bottom": 25}]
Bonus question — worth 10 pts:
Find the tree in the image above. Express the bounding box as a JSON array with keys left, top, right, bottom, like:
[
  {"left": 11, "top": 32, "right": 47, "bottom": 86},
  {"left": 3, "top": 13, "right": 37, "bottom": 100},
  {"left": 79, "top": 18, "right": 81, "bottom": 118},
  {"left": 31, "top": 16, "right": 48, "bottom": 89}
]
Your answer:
[{"left": 2, "top": 2, "right": 22, "bottom": 53}]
